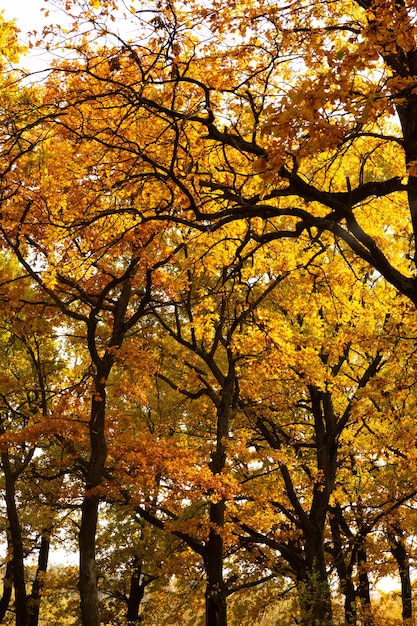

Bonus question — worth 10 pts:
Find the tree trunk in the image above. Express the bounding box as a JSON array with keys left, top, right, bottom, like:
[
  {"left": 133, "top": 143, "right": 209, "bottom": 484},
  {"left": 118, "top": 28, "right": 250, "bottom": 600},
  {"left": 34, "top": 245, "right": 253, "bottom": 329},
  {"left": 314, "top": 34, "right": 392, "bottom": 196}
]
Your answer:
[
  {"left": 0, "top": 560, "right": 13, "bottom": 622},
  {"left": 28, "top": 532, "right": 50, "bottom": 626},
  {"left": 203, "top": 362, "right": 236, "bottom": 626},
  {"left": 2, "top": 451, "right": 28, "bottom": 626},
  {"left": 79, "top": 493, "right": 101, "bottom": 626},
  {"left": 79, "top": 373, "right": 108, "bottom": 626},
  {"left": 388, "top": 525, "right": 412, "bottom": 623},
  {"left": 126, "top": 558, "right": 148, "bottom": 623},
  {"left": 204, "top": 501, "right": 227, "bottom": 626},
  {"left": 78, "top": 275, "right": 135, "bottom": 625},
  {"left": 329, "top": 508, "right": 356, "bottom": 626},
  {"left": 343, "top": 578, "right": 357, "bottom": 626},
  {"left": 298, "top": 388, "right": 335, "bottom": 625},
  {"left": 357, "top": 547, "right": 373, "bottom": 626},
  {"left": 297, "top": 542, "right": 333, "bottom": 626}
]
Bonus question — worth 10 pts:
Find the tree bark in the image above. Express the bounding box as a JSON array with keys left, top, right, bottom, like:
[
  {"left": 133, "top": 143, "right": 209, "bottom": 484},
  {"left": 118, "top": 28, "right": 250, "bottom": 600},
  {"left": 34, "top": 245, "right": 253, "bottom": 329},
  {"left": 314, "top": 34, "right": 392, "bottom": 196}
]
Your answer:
[
  {"left": 2, "top": 451, "right": 29, "bottom": 626},
  {"left": 0, "top": 559, "right": 13, "bottom": 622},
  {"left": 28, "top": 532, "right": 50, "bottom": 626},
  {"left": 78, "top": 270, "right": 139, "bottom": 625},
  {"left": 79, "top": 373, "right": 109, "bottom": 626},
  {"left": 329, "top": 507, "right": 356, "bottom": 626},
  {"left": 388, "top": 525, "right": 412, "bottom": 623},
  {"left": 126, "top": 558, "right": 153, "bottom": 624},
  {"left": 204, "top": 501, "right": 227, "bottom": 626},
  {"left": 203, "top": 360, "right": 237, "bottom": 626},
  {"left": 357, "top": 547, "right": 374, "bottom": 626},
  {"left": 297, "top": 542, "right": 333, "bottom": 626},
  {"left": 297, "top": 387, "right": 336, "bottom": 626}
]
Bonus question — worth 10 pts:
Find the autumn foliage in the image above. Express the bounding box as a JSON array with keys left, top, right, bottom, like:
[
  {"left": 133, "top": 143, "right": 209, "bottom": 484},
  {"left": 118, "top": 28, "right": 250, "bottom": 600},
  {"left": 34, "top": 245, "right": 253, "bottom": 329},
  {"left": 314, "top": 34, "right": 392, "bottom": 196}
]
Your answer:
[{"left": 2, "top": 1, "right": 417, "bottom": 625}]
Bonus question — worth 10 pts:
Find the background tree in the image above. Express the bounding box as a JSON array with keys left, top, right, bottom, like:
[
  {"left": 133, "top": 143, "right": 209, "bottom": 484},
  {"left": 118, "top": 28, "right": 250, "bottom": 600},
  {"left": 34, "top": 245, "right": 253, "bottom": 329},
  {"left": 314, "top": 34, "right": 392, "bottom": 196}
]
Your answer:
[
  {"left": 0, "top": 256, "right": 73, "bottom": 626},
  {"left": 0, "top": 91, "right": 186, "bottom": 623}
]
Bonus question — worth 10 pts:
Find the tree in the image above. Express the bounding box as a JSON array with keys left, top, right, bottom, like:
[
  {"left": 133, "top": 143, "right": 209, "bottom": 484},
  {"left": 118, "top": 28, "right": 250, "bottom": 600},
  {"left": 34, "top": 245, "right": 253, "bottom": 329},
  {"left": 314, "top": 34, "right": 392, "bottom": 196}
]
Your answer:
[
  {"left": 229, "top": 259, "right": 394, "bottom": 626},
  {"left": 96, "top": 222, "right": 312, "bottom": 625},
  {"left": 37, "top": 0, "right": 417, "bottom": 310},
  {"left": 107, "top": 223, "right": 408, "bottom": 625},
  {"left": 0, "top": 256, "right": 72, "bottom": 626},
  {"left": 0, "top": 89, "right": 184, "bottom": 623},
  {"left": 4, "top": 0, "right": 417, "bottom": 624}
]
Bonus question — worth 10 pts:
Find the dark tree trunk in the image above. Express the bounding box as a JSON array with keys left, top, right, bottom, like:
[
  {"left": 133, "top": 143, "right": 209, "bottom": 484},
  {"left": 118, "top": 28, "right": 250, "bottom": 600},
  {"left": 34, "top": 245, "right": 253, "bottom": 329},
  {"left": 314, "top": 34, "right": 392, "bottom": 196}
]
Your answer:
[
  {"left": 203, "top": 361, "right": 237, "bottom": 626},
  {"left": 79, "top": 373, "right": 109, "bottom": 626},
  {"left": 2, "top": 451, "right": 28, "bottom": 626},
  {"left": 0, "top": 559, "right": 13, "bottom": 622},
  {"left": 297, "top": 537, "right": 333, "bottom": 626},
  {"left": 396, "top": 98, "right": 417, "bottom": 274},
  {"left": 204, "top": 501, "right": 227, "bottom": 626},
  {"left": 343, "top": 577, "right": 357, "bottom": 626},
  {"left": 357, "top": 547, "right": 373, "bottom": 626},
  {"left": 388, "top": 525, "right": 413, "bottom": 623},
  {"left": 297, "top": 387, "right": 336, "bottom": 626},
  {"left": 78, "top": 273, "right": 138, "bottom": 625},
  {"left": 329, "top": 508, "right": 356, "bottom": 626},
  {"left": 79, "top": 493, "right": 102, "bottom": 626},
  {"left": 126, "top": 558, "right": 153, "bottom": 623},
  {"left": 28, "top": 532, "right": 50, "bottom": 626},
  {"left": 255, "top": 384, "right": 340, "bottom": 626}
]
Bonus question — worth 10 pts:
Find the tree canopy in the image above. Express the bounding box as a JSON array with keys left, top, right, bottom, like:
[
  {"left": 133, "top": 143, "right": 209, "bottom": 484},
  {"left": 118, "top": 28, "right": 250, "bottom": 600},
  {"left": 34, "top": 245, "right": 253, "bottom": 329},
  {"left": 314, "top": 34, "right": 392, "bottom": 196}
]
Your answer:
[{"left": 1, "top": 1, "right": 417, "bottom": 625}]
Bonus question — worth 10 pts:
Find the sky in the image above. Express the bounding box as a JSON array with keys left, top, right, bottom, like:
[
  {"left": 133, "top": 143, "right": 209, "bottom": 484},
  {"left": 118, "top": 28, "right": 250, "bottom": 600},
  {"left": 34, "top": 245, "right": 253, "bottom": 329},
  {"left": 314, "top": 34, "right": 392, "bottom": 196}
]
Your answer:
[
  {"left": 1, "top": 0, "right": 50, "bottom": 36},
  {"left": 0, "top": 0, "right": 135, "bottom": 72},
  {"left": 1, "top": 0, "right": 65, "bottom": 71}
]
